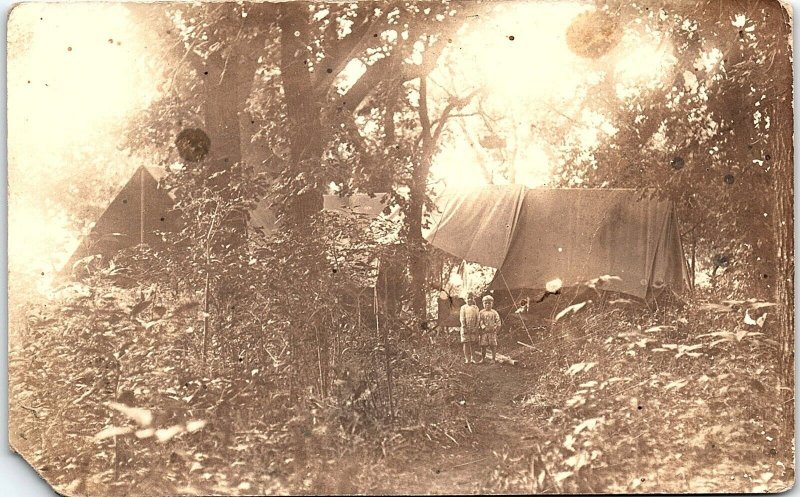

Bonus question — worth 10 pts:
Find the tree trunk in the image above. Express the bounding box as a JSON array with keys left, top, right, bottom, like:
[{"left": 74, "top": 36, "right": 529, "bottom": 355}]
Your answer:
[
  {"left": 202, "top": 52, "right": 245, "bottom": 176},
  {"left": 191, "top": 15, "right": 267, "bottom": 239},
  {"left": 407, "top": 76, "right": 436, "bottom": 324},
  {"left": 691, "top": 235, "right": 696, "bottom": 290},
  {"left": 278, "top": 4, "right": 325, "bottom": 222}
]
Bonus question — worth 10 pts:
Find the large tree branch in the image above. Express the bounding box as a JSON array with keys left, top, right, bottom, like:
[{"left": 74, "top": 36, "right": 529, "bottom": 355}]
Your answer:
[
  {"left": 339, "top": 57, "right": 394, "bottom": 114},
  {"left": 418, "top": 77, "right": 433, "bottom": 145},
  {"left": 312, "top": 4, "right": 395, "bottom": 97},
  {"left": 340, "top": 113, "right": 372, "bottom": 159},
  {"left": 430, "top": 87, "right": 483, "bottom": 149},
  {"left": 340, "top": 4, "right": 481, "bottom": 115}
]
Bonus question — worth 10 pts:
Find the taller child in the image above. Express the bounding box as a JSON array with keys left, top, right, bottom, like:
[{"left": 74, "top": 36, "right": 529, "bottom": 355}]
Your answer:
[{"left": 459, "top": 294, "right": 480, "bottom": 364}]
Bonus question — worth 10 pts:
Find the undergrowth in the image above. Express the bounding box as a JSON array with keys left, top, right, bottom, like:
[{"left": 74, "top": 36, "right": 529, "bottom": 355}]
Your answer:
[
  {"left": 10, "top": 247, "right": 793, "bottom": 495},
  {"left": 9, "top": 245, "right": 466, "bottom": 496},
  {"left": 486, "top": 298, "right": 792, "bottom": 493}
]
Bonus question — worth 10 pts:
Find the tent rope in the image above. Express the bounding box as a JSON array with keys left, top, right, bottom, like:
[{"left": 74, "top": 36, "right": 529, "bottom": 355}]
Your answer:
[
  {"left": 497, "top": 269, "right": 536, "bottom": 347},
  {"left": 140, "top": 167, "right": 145, "bottom": 245}
]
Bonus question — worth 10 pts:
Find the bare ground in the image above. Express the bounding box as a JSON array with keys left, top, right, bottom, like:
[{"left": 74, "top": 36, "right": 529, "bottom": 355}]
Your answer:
[{"left": 372, "top": 350, "right": 545, "bottom": 494}]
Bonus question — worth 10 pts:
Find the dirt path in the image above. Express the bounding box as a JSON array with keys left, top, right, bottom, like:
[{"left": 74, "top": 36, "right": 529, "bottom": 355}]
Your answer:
[{"left": 374, "top": 349, "right": 547, "bottom": 494}]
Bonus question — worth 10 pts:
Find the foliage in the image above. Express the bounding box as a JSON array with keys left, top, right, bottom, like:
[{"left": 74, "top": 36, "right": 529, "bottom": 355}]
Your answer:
[
  {"left": 120, "top": 1, "right": 490, "bottom": 320},
  {"left": 11, "top": 151, "right": 466, "bottom": 494},
  {"left": 552, "top": 0, "right": 790, "bottom": 297},
  {"left": 8, "top": 1, "right": 794, "bottom": 494},
  {"left": 486, "top": 299, "right": 791, "bottom": 493}
]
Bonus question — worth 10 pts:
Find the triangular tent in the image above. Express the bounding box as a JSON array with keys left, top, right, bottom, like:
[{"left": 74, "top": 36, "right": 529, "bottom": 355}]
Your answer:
[
  {"left": 425, "top": 186, "right": 691, "bottom": 299},
  {"left": 63, "top": 166, "right": 179, "bottom": 272}
]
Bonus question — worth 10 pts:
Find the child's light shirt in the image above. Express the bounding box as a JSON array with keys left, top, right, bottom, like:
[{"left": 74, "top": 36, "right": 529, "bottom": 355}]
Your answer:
[
  {"left": 479, "top": 309, "right": 501, "bottom": 333},
  {"left": 460, "top": 304, "right": 480, "bottom": 330}
]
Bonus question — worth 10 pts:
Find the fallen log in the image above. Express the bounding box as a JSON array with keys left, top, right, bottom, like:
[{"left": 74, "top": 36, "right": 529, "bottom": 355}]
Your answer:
[{"left": 495, "top": 353, "right": 519, "bottom": 366}]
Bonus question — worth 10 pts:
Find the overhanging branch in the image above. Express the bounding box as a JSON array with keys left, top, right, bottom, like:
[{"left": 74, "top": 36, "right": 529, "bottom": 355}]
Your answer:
[
  {"left": 340, "top": 3, "right": 482, "bottom": 116},
  {"left": 430, "top": 87, "right": 483, "bottom": 149}
]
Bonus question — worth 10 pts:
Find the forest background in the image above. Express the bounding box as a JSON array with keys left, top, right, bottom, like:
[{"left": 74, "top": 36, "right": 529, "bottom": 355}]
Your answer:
[{"left": 6, "top": 0, "right": 795, "bottom": 494}]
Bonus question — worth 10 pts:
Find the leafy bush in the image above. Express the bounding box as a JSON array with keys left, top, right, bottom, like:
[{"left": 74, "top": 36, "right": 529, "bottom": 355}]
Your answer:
[
  {"left": 487, "top": 299, "right": 791, "bottom": 493},
  {"left": 10, "top": 161, "right": 455, "bottom": 494}
]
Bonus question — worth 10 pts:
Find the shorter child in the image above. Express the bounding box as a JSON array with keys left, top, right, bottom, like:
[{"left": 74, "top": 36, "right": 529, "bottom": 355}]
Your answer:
[{"left": 478, "top": 295, "right": 501, "bottom": 363}]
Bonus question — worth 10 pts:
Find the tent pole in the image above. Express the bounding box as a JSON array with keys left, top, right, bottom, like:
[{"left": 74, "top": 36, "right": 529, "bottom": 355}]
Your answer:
[
  {"left": 140, "top": 167, "right": 145, "bottom": 245},
  {"left": 691, "top": 235, "right": 696, "bottom": 291},
  {"left": 374, "top": 260, "right": 380, "bottom": 338},
  {"left": 498, "top": 270, "right": 535, "bottom": 346}
]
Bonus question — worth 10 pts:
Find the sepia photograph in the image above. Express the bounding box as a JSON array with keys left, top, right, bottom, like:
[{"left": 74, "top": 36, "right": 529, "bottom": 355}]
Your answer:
[{"left": 7, "top": 0, "right": 795, "bottom": 494}]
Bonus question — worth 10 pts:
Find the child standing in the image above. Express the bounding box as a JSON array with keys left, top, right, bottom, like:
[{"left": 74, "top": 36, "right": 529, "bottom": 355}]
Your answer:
[
  {"left": 459, "top": 295, "right": 480, "bottom": 364},
  {"left": 478, "top": 295, "right": 501, "bottom": 363}
]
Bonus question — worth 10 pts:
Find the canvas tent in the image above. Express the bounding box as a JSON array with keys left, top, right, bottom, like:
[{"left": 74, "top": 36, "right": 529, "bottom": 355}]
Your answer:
[
  {"left": 249, "top": 192, "right": 390, "bottom": 232},
  {"left": 63, "top": 166, "right": 179, "bottom": 272},
  {"left": 63, "top": 165, "right": 392, "bottom": 275},
  {"left": 424, "top": 185, "right": 691, "bottom": 299}
]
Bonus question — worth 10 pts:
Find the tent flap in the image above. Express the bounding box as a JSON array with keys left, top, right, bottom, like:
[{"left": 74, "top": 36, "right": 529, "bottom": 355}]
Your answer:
[{"left": 424, "top": 185, "right": 526, "bottom": 267}]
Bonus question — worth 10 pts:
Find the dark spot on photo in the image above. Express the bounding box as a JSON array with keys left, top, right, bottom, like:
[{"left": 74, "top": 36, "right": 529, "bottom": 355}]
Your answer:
[
  {"left": 724, "top": 174, "right": 735, "bottom": 185},
  {"left": 175, "top": 128, "right": 211, "bottom": 162}
]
